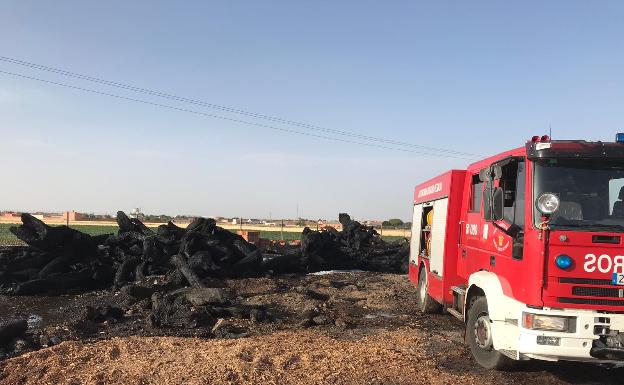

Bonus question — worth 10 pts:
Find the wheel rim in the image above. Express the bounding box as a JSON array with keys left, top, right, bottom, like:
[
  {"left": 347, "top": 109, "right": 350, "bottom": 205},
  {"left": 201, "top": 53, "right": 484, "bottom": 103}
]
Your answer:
[{"left": 474, "top": 313, "right": 493, "bottom": 350}]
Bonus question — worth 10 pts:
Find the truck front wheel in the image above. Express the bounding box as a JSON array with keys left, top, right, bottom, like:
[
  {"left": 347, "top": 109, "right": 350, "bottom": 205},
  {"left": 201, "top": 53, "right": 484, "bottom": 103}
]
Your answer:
[
  {"left": 416, "top": 267, "right": 441, "bottom": 314},
  {"left": 466, "top": 296, "right": 514, "bottom": 370}
]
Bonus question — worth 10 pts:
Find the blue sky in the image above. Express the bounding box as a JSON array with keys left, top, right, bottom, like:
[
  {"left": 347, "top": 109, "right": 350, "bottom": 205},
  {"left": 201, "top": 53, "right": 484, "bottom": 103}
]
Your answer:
[{"left": 1, "top": 1, "right": 623, "bottom": 220}]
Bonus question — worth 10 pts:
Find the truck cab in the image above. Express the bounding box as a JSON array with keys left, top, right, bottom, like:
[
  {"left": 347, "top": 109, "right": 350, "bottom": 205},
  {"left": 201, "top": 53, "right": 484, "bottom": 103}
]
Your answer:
[{"left": 409, "top": 135, "right": 624, "bottom": 369}]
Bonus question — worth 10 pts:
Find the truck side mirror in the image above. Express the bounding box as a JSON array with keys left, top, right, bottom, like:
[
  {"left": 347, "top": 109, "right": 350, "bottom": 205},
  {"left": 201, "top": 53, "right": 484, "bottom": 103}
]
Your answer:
[
  {"left": 483, "top": 186, "right": 504, "bottom": 221},
  {"left": 483, "top": 185, "right": 493, "bottom": 220},
  {"left": 479, "top": 165, "right": 503, "bottom": 182},
  {"left": 479, "top": 168, "right": 491, "bottom": 182},
  {"left": 492, "top": 187, "right": 504, "bottom": 221},
  {"left": 492, "top": 165, "right": 502, "bottom": 180}
]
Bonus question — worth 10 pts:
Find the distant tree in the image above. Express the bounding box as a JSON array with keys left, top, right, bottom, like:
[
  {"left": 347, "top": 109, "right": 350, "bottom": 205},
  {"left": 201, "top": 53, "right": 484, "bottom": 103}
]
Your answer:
[
  {"left": 296, "top": 218, "right": 306, "bottom": 226},
  {"left": 387, "top": 218, "right": 404, "bottom": 227},
  {"left": 143, "top": 214, "right": 173, "bottom": 223}
]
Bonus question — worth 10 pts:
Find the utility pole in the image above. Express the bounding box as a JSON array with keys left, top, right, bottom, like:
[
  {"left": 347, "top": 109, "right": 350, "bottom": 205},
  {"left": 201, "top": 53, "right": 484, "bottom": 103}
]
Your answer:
[{"left": 281, "top": 219, "right": 284, "bottom": 241}]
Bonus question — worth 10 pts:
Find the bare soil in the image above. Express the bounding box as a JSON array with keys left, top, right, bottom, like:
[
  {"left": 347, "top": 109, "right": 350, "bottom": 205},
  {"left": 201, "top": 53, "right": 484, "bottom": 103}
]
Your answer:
[{"left": 0, "top": 272, "right": 622, "bottom": 385}]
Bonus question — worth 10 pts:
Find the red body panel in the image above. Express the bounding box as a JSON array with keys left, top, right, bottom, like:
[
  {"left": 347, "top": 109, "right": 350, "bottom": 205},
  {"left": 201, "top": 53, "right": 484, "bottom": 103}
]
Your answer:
[
  {"left": 543, "top": 230, "right": 624, "bottom": 311},
  {"left": 411, "top": 142, "right": 624, "bottom": 312},
  {"left": 410, "top": 170, "right": 466, "bottom": 305}
]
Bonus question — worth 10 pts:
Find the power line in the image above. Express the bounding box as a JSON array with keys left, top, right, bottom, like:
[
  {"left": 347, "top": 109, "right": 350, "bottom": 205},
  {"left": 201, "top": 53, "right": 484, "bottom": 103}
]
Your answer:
[
  {"left": 0, "top": 69, "right": 477, "bottom": 159},
  {"left": 0, "top": 55, "right": 479, "bottom": 158},
  {"left": 0, "top": 56, "right": 477, "bottom": 157}
]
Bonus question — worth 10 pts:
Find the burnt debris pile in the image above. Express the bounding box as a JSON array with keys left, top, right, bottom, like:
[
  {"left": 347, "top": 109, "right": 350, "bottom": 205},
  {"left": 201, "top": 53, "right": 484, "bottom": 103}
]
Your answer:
[
  {"left": 0, "top": 214, "right": 112, "bottom": 295},
  {"left": 301, "top": 213, "right": 409, "bottom": 273},
  {"left": 0, "top": 213, "right": 408, "bottom": 359},
  {"left": 105, "top": 211, "right": 265, "bottom": 287},
  {"left": 0, "top": 211, "right": 408, "bottom": 296}
]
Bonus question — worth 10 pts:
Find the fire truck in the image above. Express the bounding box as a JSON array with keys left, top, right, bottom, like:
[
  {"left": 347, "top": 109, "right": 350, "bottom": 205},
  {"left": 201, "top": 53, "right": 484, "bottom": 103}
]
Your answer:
[{"left": 409, "top": 135, "right": 624, "bottom": 369}]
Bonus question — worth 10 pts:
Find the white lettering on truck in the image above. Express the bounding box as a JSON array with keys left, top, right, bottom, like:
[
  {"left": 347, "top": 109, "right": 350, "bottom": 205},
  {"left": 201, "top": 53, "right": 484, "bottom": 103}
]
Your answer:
[
  {"left": 417, "top": 182, "right": 442, "bottom": 198},
  {"left": 584, "top": 254, "right": 624, "bottom": 274},
  {"left": 465, "top": 223, "right": 478, "bottom": 236}
]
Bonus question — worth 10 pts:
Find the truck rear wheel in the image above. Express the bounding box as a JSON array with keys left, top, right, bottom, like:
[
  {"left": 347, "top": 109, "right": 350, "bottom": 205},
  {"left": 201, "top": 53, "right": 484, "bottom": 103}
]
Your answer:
[
  {"left": 466, "top": 296, "right": 514, "bottom": 370},
  {"left": 416, "top": 267, "right": 441, "bottom": 314}
]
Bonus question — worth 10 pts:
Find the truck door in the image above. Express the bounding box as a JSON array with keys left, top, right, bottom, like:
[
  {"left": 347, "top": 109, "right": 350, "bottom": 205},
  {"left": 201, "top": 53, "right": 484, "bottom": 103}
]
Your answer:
[
  {"left": 483, "top": 158, "right": 526, "bottom": 282},
  {"left": 459, "top": 173, "right": 486, "bottom": 275}
]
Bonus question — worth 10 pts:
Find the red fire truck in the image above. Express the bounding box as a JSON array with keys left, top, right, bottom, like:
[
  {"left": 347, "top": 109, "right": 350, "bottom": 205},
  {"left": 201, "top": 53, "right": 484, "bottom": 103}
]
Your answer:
[{"left": 409, "top": 135, "right": 624, "bottom": 369}]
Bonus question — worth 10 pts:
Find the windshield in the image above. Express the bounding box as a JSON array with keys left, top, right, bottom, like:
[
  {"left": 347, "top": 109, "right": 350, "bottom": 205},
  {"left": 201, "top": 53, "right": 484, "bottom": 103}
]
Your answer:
[{"left": 534, "top": 159, "right": 624, "bottom": 231}]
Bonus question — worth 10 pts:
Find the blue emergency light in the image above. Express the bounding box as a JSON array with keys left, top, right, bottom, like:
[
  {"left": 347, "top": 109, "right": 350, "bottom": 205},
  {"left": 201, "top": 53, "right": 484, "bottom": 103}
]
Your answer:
[
  {"left": 616, "top": 133, "right": 624, "bottom": 143},
  {"left": 555, "top": 254, "right": 573, "bottom": 270}
]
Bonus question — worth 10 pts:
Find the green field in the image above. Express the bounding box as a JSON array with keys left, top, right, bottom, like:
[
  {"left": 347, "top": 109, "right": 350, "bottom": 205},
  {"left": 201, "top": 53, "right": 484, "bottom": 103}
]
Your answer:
[{"left": 0, "top": 223, "right": 405, "bottom": 246}]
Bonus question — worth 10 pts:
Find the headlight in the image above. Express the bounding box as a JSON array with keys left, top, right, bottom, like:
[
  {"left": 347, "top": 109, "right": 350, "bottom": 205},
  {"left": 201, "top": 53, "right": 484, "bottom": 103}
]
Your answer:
[
  {"left": 536, "top": 193, "right": 560, "bottom": 215},
  {"left": 522, "top": 312, "right": 575, "bottom": 332}
]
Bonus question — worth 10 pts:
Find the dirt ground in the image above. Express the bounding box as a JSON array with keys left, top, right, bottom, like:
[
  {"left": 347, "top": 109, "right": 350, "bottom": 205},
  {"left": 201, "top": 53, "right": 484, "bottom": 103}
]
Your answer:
[{"left": 0, "top": 272, "right": 622, "bottom": 385}]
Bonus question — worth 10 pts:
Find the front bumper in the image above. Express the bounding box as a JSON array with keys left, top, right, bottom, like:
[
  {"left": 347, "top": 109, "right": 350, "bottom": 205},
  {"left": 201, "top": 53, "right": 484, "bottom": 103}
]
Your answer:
[{"left": 514, "top": 307, "right": 624, "bottom": 362}]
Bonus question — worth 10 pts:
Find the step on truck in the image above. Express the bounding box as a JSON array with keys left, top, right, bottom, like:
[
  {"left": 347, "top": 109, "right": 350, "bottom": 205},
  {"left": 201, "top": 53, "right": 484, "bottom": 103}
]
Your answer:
[{"left": 409, "top": 134, "right": 624, "bottom": 369}]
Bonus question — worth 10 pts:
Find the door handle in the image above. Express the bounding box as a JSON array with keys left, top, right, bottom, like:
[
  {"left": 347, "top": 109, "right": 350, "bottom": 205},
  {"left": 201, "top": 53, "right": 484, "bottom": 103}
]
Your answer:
[{"left": 458, "top": 221, "right": 464, "bottom": 246}]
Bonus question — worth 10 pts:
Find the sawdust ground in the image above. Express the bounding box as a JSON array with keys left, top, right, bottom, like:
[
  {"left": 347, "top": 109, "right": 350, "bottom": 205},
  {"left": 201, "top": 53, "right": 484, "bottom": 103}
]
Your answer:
[
  {"left": 0, "top": 329, "right": 441, "bottom": 385},
  {"left": 2, "top": 327, "right": 622, "bottom": 385}
]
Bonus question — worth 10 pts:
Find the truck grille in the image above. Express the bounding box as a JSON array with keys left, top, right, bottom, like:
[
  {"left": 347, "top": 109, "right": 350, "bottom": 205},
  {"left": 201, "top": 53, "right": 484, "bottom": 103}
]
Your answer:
[
  {"left": 556, "top": 278, "right": 624, "bottom": 309},
  {"left": 559, "top": 297, "right": 624, "bottom": 307},
  {"left": 572, "top": 287, "right": 624, "bottom": 298}
]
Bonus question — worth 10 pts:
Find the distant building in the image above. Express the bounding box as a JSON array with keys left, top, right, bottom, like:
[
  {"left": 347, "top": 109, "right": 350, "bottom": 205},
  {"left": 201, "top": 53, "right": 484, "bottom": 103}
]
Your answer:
[
  {"left": 320, "top": 221, "right": 342, "bottom": 231},
  {"left": 62, "top": 211, "right": 88, "bottom": 221},
  {"left": 1, "top": 212, "right": 21, "bottom": 219},
  {"left": 237, "top": 230, "right": 260, "bottom": 244}
]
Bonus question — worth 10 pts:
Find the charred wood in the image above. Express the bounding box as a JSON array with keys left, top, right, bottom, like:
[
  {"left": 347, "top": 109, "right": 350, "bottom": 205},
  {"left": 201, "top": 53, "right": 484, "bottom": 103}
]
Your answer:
[
  {"left": 9, "top": 214, "right": 100, "bottom": 259},
  {"left": 114, "top": 256, "right": 140, "bottom": 288},
  {"left": 171, "top": 254, "right": 205, "bottom": 288}
]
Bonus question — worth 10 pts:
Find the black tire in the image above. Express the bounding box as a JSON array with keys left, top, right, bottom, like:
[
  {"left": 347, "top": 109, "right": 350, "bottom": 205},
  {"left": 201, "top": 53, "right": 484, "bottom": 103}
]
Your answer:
[
  {"left": 416, "top": 267, "right": 442, "bottom": 314},
  {"left": 466, "top": 296, "right": 515, "bottom": 370}
]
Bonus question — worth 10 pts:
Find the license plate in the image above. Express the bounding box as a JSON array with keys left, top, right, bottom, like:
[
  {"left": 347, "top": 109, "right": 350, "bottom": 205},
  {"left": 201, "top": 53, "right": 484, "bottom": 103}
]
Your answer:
[{"left": 612, "top": 273, "right": 624, "bottom": 286}]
